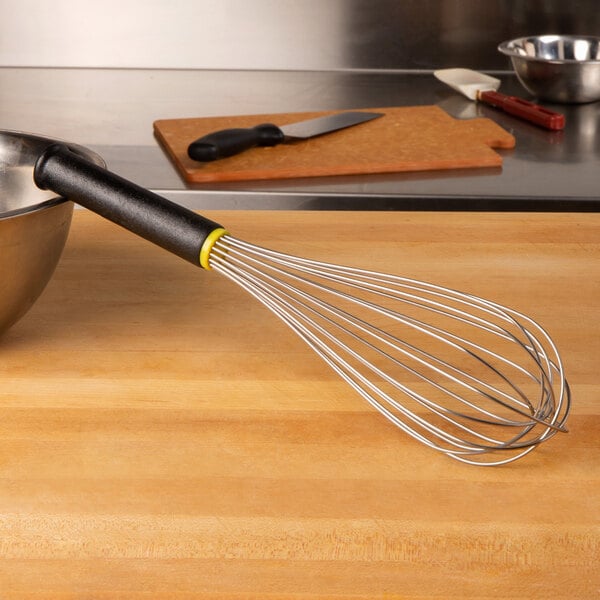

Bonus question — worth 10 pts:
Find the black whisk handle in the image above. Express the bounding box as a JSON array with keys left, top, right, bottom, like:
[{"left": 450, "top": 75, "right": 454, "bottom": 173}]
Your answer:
[{"left": 34, "top": 143, "right": 223, "bottom": 266}]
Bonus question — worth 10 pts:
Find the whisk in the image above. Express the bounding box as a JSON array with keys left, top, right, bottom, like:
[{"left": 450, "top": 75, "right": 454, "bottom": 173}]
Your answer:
[{"left": 34, "top": 144, "right": 571, "bottom": 466}]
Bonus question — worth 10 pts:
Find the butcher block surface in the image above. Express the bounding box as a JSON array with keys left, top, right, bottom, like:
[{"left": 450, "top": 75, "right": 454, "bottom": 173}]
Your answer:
[
  {"left": 1, "top": 210, "right": 598, "bottom": 599},
  {"left": 154, "top": 106, "right": 516, "bottom": 182}
]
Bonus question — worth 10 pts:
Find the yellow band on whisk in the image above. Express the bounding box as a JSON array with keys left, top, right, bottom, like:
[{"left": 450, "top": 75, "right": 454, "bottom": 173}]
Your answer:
[{"left": 199, "top": 227, "right": 229, "bottom": 270}]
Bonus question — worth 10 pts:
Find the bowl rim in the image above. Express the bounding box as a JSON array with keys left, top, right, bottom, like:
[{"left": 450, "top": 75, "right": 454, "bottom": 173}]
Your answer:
[
  {"left": 0, "top": 196, "right": 74, "bottom": 221},
  {"left": 498, "top": 34, "right": 600, "bottom": 65},
  {"left": 0, "top": 129, "right": 105, "bottom": 220}
]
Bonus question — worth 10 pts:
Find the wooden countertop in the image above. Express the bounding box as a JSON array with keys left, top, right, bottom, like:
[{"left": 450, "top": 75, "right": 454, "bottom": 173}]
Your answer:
[{"left": 1, "top": 210, "right": 598, "bottom": 599}]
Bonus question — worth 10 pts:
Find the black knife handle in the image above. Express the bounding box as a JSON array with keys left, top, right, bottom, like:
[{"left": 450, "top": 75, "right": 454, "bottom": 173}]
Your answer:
[{"left": 187, "top": 123, "right": 285, "bottom": 162}]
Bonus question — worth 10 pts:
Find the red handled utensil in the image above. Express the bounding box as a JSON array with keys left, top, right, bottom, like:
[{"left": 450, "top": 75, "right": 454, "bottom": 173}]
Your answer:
[{"left": 434, "top": 68, "right": 565, "bottom": 130}]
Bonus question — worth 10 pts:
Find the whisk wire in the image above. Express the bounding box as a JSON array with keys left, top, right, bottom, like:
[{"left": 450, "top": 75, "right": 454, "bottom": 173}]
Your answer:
[
  {"left": 213, "top": 246, "right": 555, "bottom": 454},
  {"left": 209, "top": 235, "right": 570, "bottom": 466}
]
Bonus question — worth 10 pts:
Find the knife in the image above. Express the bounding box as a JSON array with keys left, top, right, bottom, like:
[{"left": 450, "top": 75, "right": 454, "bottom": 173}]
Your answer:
[{"left": 187, "top": 111, "right": 384, "bottom": 162}]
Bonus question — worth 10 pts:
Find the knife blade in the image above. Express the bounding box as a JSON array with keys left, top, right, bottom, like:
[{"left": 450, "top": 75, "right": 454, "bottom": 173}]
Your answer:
[{"left": 187, "top": 111, "right": 384, "bottom": 162}]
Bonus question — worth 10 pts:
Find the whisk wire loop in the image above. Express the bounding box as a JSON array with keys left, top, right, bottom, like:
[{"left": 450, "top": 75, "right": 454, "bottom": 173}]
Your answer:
[{"left": 209, "top": 235, "right": 570, "bottom": 466}]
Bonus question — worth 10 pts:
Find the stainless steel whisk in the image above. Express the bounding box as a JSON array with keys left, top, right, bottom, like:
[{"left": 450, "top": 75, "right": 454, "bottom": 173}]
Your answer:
[
  {"left": 35, "top": 145, "right": 571, "bottom": 466},
  {"left": 208, "top": 235, "right": 570, "bottom": 466}
]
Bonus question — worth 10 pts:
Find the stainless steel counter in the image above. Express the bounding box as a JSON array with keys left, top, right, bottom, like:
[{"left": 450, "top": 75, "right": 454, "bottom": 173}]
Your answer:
[{"left": 1, "top": 67, "right": 598, "bottom": 211}]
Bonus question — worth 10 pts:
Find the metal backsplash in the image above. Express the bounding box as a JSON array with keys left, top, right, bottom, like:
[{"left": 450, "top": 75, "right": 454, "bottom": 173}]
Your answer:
[{"left": 1, "top": 0, "right": 598, "bottom": 71}]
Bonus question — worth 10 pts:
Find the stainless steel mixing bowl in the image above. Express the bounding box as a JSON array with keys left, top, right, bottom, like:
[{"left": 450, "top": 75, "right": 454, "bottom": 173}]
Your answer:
[
  {"left": 498, "top": 35, "right": 600, "bottom": 103},
  {"left": 0, "top": 130, "right": 104, "bottom": 336}
]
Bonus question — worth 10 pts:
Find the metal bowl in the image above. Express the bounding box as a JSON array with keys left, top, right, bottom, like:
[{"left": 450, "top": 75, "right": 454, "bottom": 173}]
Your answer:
[
  {"left": 0, "top": 130, "right": 104, "bottom": 336},
  {"left": 498, "top": 35, "right": 600, "bottom": 103}
]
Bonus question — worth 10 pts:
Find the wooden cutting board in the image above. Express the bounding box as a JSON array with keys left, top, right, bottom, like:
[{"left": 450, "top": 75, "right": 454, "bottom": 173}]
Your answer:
[{"left": 153, "top": 106, "right": 515, "bottom": 183}]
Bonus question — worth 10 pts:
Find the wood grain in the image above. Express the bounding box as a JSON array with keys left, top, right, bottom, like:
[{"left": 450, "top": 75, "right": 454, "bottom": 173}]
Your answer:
[
  {"left": 1, "top": 210, "right": 598, "bottom": 599},
  {"left": 153, "top": 106, "right": 516, "bottom": 182}
]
